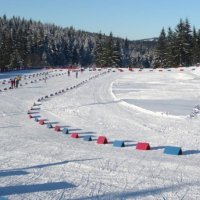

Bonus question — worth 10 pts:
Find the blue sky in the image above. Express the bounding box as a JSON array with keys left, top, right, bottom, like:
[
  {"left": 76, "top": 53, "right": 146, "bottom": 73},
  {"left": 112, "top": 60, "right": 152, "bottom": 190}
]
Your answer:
[{"left": 0, "top": 0, "right": 200, "bottom": 40}]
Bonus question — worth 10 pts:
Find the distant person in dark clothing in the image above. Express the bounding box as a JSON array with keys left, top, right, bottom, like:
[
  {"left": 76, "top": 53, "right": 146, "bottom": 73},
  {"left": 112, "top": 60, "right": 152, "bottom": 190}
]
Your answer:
[
  {"left": 13, "top": 78, "right": 16, "bottom": 88},
  {"left": 68, "top": 70, "right": 70, "bottom": 76},
  {"left": 75, "top": 71, "right": 78, "bottom": 78},
  {"left": 11, "top": 78, "right": 15, "bottom": 89},
  {"left": 15, "top": 76, "right": 21, "bottom": 88}
]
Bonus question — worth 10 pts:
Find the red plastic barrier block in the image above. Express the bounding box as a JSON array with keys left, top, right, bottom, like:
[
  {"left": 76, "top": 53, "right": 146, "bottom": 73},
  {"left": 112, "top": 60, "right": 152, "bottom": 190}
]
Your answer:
[
  {"left": 136, "top": 142, "right": 150, "bottom": 150},
  {"left": 97, "top": 136, "right": 108, "bottom": 144},
  {"left": 39, "top": 119, "right": 45, "bottom": 125},
  {"left": 71, "top": 133, "right": 79, "bottom": 138},
  {"left": 54, "top": 125, "right": 61, "bottom": 132},
  {"left": 29, "top": 114, "right": 32, "bottom": 119}
]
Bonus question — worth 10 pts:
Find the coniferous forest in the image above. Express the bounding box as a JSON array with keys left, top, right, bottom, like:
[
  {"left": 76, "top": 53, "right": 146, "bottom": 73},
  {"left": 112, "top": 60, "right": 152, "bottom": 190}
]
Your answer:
[
  {"left": 1, "top": 15, "right": 199, "bottom": 71},
  {"left": 0, "top": 15, "right": 155, "bottom": 71},
  {"left": 154, "top": 18, "right": 200, "bottom": 68}
]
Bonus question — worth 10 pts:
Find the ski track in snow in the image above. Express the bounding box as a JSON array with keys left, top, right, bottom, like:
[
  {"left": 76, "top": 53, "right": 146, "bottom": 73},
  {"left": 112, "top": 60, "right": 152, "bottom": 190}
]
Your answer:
[{"left": 0, "top": 67, "right": 200, "bottom": 199}]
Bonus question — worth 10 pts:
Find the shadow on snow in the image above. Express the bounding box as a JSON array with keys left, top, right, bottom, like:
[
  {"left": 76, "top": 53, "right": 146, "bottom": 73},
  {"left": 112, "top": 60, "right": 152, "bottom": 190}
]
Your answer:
[{"left": 0, "top": 181, "right": 75, "bottom": 196}]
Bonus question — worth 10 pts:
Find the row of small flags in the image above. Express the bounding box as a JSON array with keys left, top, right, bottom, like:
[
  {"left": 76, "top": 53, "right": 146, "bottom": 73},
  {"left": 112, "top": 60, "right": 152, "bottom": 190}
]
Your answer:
[{"left": 28, "top": 70, "right": 183, "bottom": 156}]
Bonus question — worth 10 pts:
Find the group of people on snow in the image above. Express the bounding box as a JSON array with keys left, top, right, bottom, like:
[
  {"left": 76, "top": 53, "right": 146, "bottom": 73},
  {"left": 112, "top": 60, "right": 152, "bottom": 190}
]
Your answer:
[{"left": 10, "top": 75, "right": 21, "bottom": 89}]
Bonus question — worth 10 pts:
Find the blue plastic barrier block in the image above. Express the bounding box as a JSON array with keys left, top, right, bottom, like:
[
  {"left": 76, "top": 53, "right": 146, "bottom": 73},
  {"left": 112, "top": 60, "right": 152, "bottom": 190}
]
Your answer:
[
  {"left": 47, "top": 123, "right": 53, "bottom": 129},
  {"left": 84, "top": 135, "right": 92, "bottom": 141},
  {"left": 35, "top": 117, "right": 39, "bottom": 122},
  {"left": 164, "top": 146, "right": 182, "bottom": 155},
  {"left": 62, "top": 127, "right": 69, "bottom": 134},
  {"left": 113, "top": 140, "right": 125, "bottom": 147}
]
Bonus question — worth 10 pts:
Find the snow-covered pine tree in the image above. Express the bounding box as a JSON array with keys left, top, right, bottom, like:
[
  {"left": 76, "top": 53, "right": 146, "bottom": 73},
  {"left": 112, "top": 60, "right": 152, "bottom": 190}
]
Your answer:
[
  {"left": 166, "top": 27, "right": 177, "bottom": 67},
  {"left": 154, "top": 28, "right": 167, "bottom": 68},
  {"left": 71, "top": 47, "right": 79, "bottom": 65},
  {"left": 191, "top": 27, "right": 200, "bottom": 65},
  {"left": 174, "top": 18, "right": 192, "bottom": 67},
  {"left": 112, "top": 40, "right": 122, "bottom": 67},
  {"left": 122, "top": 38, "right": 131, "bottom": 67},
  {"left": 95, "top": 33, "right": 103, "bottom": 67},
  {"left": 197, "top": 30, "right": 200, "bottom": 64},
  {"left": 9, "top": 49, "right": 22, "bottom": 68},
  {"left": 106, "top": 32, "right": 114, "bottom": 66}
]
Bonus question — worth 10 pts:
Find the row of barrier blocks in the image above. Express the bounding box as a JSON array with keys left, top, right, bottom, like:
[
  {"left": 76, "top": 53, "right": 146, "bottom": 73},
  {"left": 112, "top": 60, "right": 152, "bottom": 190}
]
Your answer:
[
  {"left": 97, "top": 138, "right": 182, "bottom": 155},
  {"left": 45, "top": 122, "right": 79, "bottom": 138},
  {"left": 29, "top": 113, "right": 183, "bottom": 155},
  {"left": 37, "top": 74, "right": 107, "bottom": 102}
]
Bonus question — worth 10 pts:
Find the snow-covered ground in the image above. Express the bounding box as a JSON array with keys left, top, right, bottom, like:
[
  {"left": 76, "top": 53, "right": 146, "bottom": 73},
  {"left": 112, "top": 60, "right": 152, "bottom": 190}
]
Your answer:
[{"left": 0, "top": 67, "right": 200, "bottom": 200}]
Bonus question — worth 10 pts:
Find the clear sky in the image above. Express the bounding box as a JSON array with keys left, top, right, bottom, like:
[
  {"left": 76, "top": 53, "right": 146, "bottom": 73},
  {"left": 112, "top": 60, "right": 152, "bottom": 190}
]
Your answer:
[{"left": 0, "top": 0, "right": 200, "bottom": 40}]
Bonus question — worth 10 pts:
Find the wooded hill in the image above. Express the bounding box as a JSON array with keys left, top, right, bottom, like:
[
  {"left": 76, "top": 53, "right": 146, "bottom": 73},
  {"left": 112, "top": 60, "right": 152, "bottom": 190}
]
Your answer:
[{"left": 0, "top": 15, "right": 156, "bottom": 71}]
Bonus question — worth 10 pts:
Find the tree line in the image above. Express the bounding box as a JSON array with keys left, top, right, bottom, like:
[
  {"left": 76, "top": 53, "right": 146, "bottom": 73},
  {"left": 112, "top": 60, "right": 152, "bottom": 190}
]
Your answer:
[
  {"left": 0, "top": 15, "right": 155, "bottom": 72},
  {"left": 154, "top": 18, "right": 200, "bottom": 68}
]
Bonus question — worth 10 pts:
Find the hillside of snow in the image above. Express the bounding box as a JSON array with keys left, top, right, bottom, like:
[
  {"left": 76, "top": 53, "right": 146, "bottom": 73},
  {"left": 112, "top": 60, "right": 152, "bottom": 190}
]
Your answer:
[{"left": 0, "top": 67, "right": 200, "bottom": 200}]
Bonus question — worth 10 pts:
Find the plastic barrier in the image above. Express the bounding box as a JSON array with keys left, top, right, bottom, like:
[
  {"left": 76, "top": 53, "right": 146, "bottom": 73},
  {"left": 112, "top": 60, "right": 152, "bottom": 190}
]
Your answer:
[
  {"left": 47, "top": 123, "right": 53, "bottom": 129},
  {"left": 54, "top": 125, "right": 61, "bottom": 132},
  {"left": 29, "top": 114, "right": 33, "bottom": 119},
  {"left": 136, "top": 142, "right": 150, "bottom": 150},
  {"left": 97, "top": 136, "right": 108, "bottom": 144},
  {"left": 84, "top": 135, "right": 92, "bottom": 141},
  {"left": 39, "top": 119, "right": 45, "bottom": 125},
  {"left": 163, "top": 146, "right": 182, "bottom": 155},
  {"left": 71, "top": 133, "right": 79, "bottom": 138},
  {"left": 62, "top": 127, "right": 69, "bottom": 134},
  {"left": 113, "top": 140, "right": 125, "bottom": 147},
  {"left": 35, "top": 117, "right": 39, "bottom": 122}
]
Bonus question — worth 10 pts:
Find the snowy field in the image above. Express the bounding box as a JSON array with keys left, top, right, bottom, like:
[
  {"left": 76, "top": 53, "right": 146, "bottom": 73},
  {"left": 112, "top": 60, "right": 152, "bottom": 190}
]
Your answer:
[{"left": 0, "top": 67, "right": 200, "bottom": 200}]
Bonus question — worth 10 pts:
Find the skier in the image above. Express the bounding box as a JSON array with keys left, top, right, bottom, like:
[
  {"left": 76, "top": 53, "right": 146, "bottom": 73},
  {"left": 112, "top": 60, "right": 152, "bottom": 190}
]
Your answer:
[
  {"left": 68, "top": 70, "right": 70, "bottom": 76},
  {"left": 75, "top": 71, "right": 78, "bottom": 78}
]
